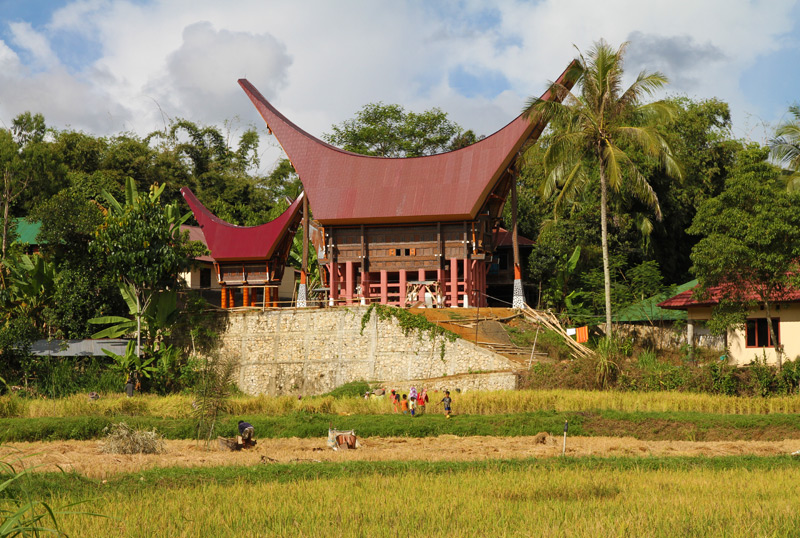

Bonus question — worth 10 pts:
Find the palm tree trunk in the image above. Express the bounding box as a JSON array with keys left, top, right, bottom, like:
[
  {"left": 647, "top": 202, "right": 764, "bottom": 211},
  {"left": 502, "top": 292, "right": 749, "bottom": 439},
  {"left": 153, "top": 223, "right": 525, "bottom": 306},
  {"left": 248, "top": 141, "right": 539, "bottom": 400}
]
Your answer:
[{"left": 599, "top": 163, "right": 613, "bottom": 339}]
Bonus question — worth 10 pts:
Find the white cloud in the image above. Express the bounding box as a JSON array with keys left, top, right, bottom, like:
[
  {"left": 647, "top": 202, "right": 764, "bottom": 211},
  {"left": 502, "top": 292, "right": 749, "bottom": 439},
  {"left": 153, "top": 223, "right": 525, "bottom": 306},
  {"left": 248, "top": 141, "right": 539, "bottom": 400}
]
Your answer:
[
  {"left": 147, "top": 21, "right": 292, "bottom": 125},
  {"left": 0, "top": 0, "right": 798, "bottom": 160},
  {"left": 8, "top": 21, "right": 59, "bottom": 69}
]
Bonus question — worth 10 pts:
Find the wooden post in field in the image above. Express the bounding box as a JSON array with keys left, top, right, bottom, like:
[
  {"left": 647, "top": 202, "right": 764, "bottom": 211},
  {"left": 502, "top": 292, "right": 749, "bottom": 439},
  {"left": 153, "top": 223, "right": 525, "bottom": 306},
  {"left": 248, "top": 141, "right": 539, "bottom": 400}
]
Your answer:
[{"left": 561, "top": 420, "right": 568, "bottom": 456}]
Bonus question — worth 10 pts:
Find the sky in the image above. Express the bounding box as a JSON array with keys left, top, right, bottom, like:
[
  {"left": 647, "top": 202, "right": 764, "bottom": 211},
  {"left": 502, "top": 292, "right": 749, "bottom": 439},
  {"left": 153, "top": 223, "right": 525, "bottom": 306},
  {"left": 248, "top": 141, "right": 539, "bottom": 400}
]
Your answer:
[{"left": 0, "top": 0, "right": 798, "bottom": 173}]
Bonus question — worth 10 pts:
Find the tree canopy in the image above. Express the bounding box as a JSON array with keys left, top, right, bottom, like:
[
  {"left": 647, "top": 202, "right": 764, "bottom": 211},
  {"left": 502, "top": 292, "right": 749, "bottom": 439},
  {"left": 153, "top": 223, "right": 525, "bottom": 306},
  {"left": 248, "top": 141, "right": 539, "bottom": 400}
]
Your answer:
[
  {"left": 689, "top": 145, "right": 800, "bottom": 367},
  {"left": 523, "top": 40, "right": 682, "bottom": 336},
  {"left": 323, "top": 102, "right": 466, "bottom": 157}
]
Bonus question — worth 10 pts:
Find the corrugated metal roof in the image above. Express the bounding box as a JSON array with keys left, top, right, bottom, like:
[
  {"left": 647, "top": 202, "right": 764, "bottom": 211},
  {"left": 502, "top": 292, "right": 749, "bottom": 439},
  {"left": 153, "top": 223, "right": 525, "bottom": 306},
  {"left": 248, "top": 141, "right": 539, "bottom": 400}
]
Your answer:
[
  {"left": 31, "top": 339, "right": 130, "bottom": 357},
  {"left": 13, "top": 218, "right": 42, "bottom": 245},
  {"left": 180, "top": 189, "right": 303, "bottom": 261},
  {"left": 238, "top": 63, "right": 575, "bottom": 225},
  {"left": 181, "top": 225, "right": 214, "bottom": 262},
  {"left": 494, "top": 227, "right": 535, "bottom": 248},
  {"left": 616, "top": 280, "right": 697, "bottom": 322},
  {"left": 658, "top": 280, "right": 800, "bottom": 310}
]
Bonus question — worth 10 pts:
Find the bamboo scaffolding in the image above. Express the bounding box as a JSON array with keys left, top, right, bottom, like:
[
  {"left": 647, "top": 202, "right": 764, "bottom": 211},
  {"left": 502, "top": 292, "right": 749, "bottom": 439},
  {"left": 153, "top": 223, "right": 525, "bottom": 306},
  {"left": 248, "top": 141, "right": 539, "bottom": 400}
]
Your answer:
[{"left": 520, "top": 305, "right": 595, "bottom": 360}]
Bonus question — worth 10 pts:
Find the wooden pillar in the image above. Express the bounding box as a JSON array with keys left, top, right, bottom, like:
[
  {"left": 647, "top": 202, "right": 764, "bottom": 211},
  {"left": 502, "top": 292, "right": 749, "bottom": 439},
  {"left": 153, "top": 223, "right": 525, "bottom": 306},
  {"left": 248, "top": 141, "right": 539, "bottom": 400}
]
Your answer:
[
  {"left": 399, "top": 269, "right": 407, "bottom": 308},
  {"left": 242, "top": 286, "right": 250, "bottom": 307},
  {"left": 251, "top": 288, "right": 257, "bottom": 307},
  {"left": 380, "top": 270, "right": 388, "bottom": 304},
  {"left": 511, "top": 173, "right": 524, "bottom": 309},
  {"left": 449, "top": 258, "right": 458, "bottom": 307},
  {"left": 329, "top": 263, "right": 339, "bottom": 306},
  {"left": 345, "top": 261, "right": 354, "bottom": 306},
  {"left": 273, "top": 287, "right": 279, "bottom": 308},
  {"left": 220, "top": 284, "right": 227, "bottom": 309},
  {"left": 228, "top": 288, "right": 235, "bottom": 308},
  {"left": 299, "top": 194, "right": 309, "bottom": 307},
  {"left": 436, "top": 268, "right": 445, "bottom": 307}
]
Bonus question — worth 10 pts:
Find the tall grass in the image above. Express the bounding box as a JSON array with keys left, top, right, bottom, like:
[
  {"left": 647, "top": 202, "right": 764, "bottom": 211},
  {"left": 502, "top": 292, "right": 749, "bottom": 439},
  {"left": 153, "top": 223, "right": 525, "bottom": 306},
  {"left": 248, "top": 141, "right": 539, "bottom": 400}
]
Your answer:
[
  {"left": 42, "top": 459, "right": 800, "bottom": 537},
  {"left": 4, "top": 389, "right": 800, "bottom": 419}
]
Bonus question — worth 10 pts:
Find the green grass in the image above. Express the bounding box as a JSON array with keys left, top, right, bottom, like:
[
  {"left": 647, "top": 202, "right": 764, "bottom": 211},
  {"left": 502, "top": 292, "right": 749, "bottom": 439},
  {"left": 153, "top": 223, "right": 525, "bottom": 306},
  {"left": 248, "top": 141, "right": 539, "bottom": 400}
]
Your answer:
[{"left": 4, "top": 410, "right": 800, "bottom": 442}]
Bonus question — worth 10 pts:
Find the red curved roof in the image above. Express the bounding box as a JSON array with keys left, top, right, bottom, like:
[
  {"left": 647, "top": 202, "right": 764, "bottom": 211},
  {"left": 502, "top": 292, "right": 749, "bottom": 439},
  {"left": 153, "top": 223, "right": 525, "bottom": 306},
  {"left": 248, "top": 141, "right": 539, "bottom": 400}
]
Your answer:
[
  {"left": 239, "top": 63, "right": 574, "bottom": 225},
  {"left": 180, "top": 187, "right": 303, "bottom": 261}
]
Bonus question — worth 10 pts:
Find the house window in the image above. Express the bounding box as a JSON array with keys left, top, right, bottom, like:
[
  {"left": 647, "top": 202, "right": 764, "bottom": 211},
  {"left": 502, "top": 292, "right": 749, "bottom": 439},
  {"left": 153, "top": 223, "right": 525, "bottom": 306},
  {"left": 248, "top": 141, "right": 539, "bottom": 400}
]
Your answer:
[
  {"left": 746, "top": 318, "right": 780, "bottom": 348},
  {"left": 200, "top": 268, "right": 212, "bottom": 288}
]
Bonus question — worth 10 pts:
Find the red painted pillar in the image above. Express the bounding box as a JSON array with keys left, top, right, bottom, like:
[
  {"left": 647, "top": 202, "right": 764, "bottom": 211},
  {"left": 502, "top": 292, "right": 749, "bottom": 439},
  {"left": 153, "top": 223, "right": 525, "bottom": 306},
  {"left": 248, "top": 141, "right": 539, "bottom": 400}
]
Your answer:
[
  {"left": 220, "top": 284, "right": 227, "bottom": 309},
  {"left": 399, "top": 269, "right": 407, "bottom": 308},
  {"left": 228, "top": 288, "right": 235, "bottom": 308},
  {"left": 329, "top": 263, "right": 339, "bottom": 305},
  {"left": 449, "top": 258, "right": 459, "bottom": 307},
  {"left": 345, "top": 261, "right": 354, "bottom": 306},
  {"left": 418, "top": 269, "right": 425, "bottom": 282},
  {"left": 380, "top": 270, "right": 388, "bottom": 304},
  {"left": 361, "top": 270, "right": 370, "bottom": 304},
  {"left": 242, "top": 286, "right": 250, "bottom": 307},
  {"left": 463, "top": 258, "right": 472, "bottom": 308}
]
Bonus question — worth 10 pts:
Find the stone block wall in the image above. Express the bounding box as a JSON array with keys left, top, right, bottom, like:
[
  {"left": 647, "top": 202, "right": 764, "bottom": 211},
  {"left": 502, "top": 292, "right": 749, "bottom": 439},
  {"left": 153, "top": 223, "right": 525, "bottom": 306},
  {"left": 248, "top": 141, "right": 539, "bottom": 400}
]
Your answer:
[
  {"left": 214, "top": 307, "right": 519, "bottom": 396},
  {"left": 380, "top": 371, "right": 519, "bottom": 394}
]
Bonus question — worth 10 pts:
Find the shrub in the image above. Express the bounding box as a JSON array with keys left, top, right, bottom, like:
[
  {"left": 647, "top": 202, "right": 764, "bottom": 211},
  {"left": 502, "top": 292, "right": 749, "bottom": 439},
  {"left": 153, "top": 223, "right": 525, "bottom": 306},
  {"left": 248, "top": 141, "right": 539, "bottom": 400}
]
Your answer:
[
  {"left": 99, "top": 422, "right": 166, "bottom": 455},
  {"left": 748, "top": 354, "right": 775, "bottom": 397},
  {"left": 322, "top": 381, "right": 371, "bottom": 399},
  {"left": 709, "top": 359, "right": 738, "bottom": 396}
]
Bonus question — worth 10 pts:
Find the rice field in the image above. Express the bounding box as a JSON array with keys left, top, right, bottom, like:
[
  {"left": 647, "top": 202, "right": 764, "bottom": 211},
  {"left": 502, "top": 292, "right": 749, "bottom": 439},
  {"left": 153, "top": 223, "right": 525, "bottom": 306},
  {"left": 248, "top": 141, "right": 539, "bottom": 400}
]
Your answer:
[
  {"left": 5, "top": 388, "right": 800, "bottom": 419},
  {"left": 38, "top": 458, "right": 800, "bottom": 537}
]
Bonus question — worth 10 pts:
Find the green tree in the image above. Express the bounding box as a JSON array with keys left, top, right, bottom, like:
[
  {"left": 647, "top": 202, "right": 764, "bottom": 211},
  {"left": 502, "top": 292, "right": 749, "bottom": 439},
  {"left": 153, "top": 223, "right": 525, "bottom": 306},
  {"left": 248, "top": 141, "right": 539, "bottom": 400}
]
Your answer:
[
  {"left": 523, "top": 40, "right": 682, "bottom": 337},
  {"left": 769, "top": 104, "right": 800, "bottom": 191},
  {"left": 689, "top": 145, "right": 800, "bottom": 368},
  {"left": 91, "top": 179, "right": 196, "bottom": 357},
  {"left": 323, "top": 102, "right": 464, "bottom": 157}
]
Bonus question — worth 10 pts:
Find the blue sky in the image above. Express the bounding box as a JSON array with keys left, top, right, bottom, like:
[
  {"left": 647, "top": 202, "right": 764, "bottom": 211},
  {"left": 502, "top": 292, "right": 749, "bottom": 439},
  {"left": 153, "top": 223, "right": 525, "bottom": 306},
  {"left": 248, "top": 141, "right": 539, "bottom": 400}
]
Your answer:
[{"left": 0, "top": 0, "right": 798, "bottom": 171}]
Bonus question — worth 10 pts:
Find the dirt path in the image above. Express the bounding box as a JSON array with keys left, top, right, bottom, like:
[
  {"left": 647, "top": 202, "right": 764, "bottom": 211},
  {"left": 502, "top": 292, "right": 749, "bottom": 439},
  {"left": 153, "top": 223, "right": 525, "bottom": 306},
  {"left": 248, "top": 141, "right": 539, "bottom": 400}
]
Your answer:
[{"left": 4, "top": 435, "right": 800, "bottom": 479}]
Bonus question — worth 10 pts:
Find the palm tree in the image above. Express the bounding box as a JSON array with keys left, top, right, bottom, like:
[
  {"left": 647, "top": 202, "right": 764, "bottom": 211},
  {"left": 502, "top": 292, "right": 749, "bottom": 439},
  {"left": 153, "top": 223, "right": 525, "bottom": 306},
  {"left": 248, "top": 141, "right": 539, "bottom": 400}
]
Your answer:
[
  {"left": 769, "top": 104, "right": 800, "bottom": 191},
  {"left": 523, "top": 40, "right": 682, "bottom": 338}
]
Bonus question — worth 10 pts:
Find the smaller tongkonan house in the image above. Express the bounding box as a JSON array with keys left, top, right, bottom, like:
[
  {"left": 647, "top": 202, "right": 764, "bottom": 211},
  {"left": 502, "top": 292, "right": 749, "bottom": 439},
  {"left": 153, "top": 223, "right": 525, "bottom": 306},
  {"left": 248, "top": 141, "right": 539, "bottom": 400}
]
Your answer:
[
  {"left": 235, "top": 63, "right": 574, "bottom": 308},
  {"left": 180, "top": 187, "right": 303, "bottom": 308},
  {"left": 659, "top": 284, "right": 800, "bottom": 366}
]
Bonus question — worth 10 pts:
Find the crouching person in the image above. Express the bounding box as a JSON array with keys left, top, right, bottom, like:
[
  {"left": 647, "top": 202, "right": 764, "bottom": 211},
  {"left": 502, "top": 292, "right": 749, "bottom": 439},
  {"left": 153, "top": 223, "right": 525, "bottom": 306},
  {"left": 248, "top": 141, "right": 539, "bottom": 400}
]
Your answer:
[{"left": 238, "top": 420, "right": 256, "bottom": 448}]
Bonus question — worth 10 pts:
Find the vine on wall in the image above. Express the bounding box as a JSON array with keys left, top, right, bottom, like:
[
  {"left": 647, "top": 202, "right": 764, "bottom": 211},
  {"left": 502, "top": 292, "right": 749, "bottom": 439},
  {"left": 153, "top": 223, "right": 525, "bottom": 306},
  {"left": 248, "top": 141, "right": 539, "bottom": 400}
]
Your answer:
[{"left": 360, "top": 304, "right": 458, "bottom": 360}]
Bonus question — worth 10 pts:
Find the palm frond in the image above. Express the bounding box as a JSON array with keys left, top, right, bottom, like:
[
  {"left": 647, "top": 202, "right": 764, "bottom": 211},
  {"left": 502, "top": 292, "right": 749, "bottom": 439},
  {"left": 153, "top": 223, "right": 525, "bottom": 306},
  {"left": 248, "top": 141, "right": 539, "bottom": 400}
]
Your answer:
[{"left": 616, "top": 71, "right": 669, "bottom": 112}]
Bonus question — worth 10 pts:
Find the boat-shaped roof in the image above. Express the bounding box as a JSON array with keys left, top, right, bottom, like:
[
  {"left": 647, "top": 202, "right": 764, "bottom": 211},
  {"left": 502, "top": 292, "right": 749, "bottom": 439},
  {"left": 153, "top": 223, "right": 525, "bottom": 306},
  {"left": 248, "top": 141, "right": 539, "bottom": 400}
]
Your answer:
[
  {"left": 180, "top": 187, "right": 303, "bottom": 262},
  {"left": 239, "top": 63, "right": 575, "bottom": 225}
]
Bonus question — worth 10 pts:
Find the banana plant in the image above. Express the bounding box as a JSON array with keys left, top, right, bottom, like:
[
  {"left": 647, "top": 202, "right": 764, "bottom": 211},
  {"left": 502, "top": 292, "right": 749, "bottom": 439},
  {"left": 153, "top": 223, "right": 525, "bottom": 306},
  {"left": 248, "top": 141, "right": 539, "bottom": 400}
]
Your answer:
[
  {"left": 89, "top": 284, "right": 179, "bottom": 346},
  {"left": 101, "top": 340, "right": 157, "bottom": 379}
]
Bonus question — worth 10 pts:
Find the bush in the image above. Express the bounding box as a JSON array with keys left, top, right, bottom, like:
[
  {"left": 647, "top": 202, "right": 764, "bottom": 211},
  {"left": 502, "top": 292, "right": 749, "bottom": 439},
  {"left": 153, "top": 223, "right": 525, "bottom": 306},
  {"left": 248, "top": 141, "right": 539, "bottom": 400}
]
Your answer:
[
  {"left": 322, "top": 381, "right": 371, "bottom": 399},
  {"left": 709, "top": 359, "right": 738, "bottom": 396},
  {"left": 748, "top": 354, "right": 775, "bottom": 397}
]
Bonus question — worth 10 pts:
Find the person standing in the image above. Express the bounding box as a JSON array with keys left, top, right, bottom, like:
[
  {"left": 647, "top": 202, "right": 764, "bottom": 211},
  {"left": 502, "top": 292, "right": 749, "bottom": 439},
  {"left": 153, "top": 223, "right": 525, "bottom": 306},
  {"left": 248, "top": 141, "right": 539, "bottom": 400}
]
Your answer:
[
  {"left": 125, "top": 372, "right": 135, "bottom": 398},
  {"left": 401, "top": 394, "right": 409, "bottom": 415},
  {"left": 441, "top": 391, "right": 452, "bottom": 419},
  {"left": 391, "top": 390, "right": 400, "bottom": 413}
]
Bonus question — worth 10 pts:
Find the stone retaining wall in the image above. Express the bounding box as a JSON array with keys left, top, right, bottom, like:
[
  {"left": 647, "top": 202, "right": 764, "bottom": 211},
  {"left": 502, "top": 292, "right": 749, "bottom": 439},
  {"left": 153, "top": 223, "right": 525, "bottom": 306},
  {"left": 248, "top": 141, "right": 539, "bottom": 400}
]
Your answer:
[
  {"left": 380, "top": 371, "right": 519, "bottom": 394},
  {"left": 214, "top": 307, "right": 519, "bottom": 395}
]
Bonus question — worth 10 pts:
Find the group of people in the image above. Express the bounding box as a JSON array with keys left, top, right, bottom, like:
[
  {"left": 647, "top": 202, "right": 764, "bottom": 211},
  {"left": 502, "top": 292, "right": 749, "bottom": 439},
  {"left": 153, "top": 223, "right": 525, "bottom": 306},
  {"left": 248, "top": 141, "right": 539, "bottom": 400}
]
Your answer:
[{"left": 390, "top": 387, "right": 452, "bottom": 418}]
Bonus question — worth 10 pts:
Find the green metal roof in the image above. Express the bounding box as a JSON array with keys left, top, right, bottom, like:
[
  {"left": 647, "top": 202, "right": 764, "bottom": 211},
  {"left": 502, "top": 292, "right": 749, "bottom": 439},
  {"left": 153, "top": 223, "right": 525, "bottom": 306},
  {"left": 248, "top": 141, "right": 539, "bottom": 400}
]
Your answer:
[
  {"left": 12, "top": 218, "right": 43, "bottom": 245},
  {"left": 614, "top": 280, "right": 697, "bottom": 323}
]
